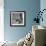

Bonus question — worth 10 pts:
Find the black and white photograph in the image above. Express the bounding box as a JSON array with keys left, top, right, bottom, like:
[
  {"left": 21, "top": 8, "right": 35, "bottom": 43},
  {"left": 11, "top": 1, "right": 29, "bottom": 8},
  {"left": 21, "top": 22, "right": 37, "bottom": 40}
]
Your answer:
[{"left": 10, "top": 11, "right": 26, "bottom": 27}]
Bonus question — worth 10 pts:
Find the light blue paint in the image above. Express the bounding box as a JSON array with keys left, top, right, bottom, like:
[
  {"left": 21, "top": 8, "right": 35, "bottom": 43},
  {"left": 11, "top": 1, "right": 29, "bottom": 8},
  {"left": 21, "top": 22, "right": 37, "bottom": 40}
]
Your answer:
[
  {"left": 4, "top": 0, "right": 40, "bottom": 42},
  {"left": 40, "top": 0, "right": 46, "bottom": 27}
]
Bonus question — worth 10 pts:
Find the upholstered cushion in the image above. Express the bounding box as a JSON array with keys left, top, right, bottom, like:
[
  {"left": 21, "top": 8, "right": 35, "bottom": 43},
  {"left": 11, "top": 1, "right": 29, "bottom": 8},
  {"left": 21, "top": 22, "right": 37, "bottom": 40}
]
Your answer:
[
  {"left": 1, "top": 41, "right": 17, "bottom": 46},
  {"left": 17, "top": 37, "right": 25, "bottom": 46}
]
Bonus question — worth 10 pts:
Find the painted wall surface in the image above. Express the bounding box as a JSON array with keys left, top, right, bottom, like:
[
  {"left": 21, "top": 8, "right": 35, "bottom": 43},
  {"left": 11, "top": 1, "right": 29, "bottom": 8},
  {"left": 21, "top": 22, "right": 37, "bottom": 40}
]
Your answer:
[
  {"left": 4, "top": 0, "right": 40, "bottom": 42},
  {"left": 0, "top": 0, "right": 4, "bottom": 42},
  {"left": 40, "top": 0, "right": 46, "bottom": 27}
]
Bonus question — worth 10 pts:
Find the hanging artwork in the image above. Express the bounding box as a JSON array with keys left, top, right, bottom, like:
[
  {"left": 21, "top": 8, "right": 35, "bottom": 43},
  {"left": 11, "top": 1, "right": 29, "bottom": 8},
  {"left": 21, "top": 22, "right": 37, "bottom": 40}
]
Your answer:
[{"left": 10, "top": 11, "right": 26, "bottom": 27}]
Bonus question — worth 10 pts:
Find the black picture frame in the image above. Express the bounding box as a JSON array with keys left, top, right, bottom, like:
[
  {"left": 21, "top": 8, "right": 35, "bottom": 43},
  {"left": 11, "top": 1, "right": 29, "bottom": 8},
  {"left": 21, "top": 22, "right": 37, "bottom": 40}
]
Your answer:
[{"left": 10, "top": 11, "right": 26, "bottom": 27}]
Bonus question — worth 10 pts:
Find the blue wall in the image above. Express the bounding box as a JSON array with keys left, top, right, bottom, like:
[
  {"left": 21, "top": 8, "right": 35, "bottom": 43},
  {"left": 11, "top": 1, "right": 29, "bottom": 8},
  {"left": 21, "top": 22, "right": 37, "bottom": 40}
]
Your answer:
[
  {"left": 4, "top": 0, "right": 40, "bottom": 42},
  {"left": 40, "top": 0, "right": 46, "bottom": 27}
]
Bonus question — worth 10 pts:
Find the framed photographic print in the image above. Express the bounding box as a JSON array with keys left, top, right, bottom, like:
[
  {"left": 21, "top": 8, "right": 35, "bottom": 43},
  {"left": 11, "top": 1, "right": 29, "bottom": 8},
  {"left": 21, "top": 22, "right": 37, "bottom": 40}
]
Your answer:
[{"left": 10, "top": 11, "right": 26, "bottom": 27}]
